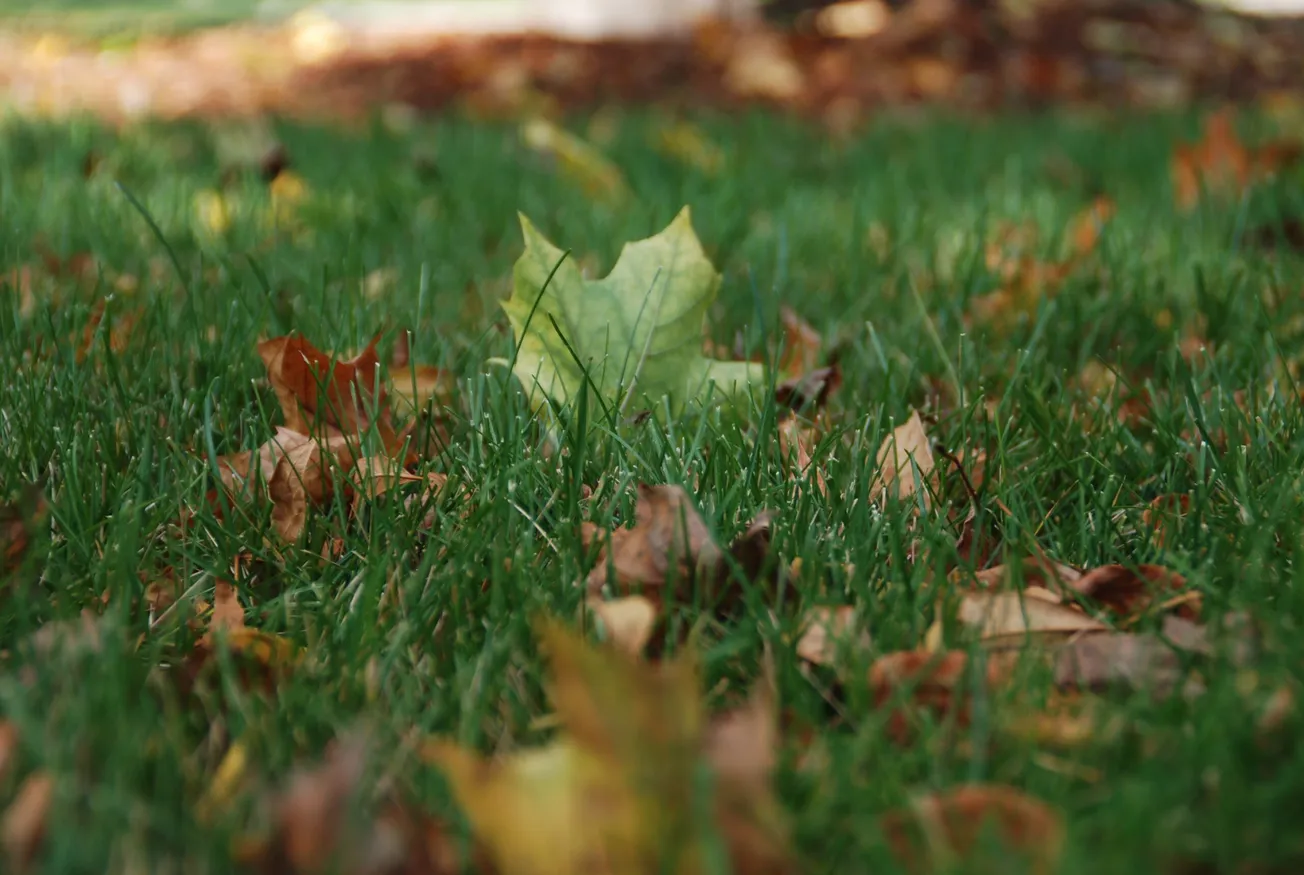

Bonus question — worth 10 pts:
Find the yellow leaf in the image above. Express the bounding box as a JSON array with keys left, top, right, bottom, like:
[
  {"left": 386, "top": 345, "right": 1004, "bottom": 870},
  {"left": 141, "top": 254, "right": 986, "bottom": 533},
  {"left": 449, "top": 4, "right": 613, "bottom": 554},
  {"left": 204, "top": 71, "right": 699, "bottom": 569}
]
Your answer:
[{"left": 522, "top": 118, "right": 630, "bottom": 205}]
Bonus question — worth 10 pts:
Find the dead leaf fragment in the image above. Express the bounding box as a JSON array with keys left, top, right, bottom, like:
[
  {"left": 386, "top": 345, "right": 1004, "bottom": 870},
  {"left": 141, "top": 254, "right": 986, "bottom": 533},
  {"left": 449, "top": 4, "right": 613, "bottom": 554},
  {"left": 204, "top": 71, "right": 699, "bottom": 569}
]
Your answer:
[
  {"left": 1172, "top": 108, "right": 1301, "bottom": 210},
  {"left": 0, "top": 723, "right": 17, "bottom": 784},
  {"left": 3, "top": 771, "right": 53, "bottom": 873},
  {"left": 1053, "top": 632, "right": 1189, "bottom": 697},
  {"left": 869, "top": 649, "right": 1017, "bottom": 742},
  {"left": 584, "top": 484, "right": 723, "bottom": 600},
  {"left": 587, "top": 595, "right": 658, "bottom": 656},
  {"left": 881, "top": 784, "right": 1064, "bottom": 875},
  {"left": 208, "top": 580, "right": 246, "bottom": 637},
  {"left": 871, "top": 410, "right": 935, "bottom": 507},
  {"left": 795, "top": 605, "right": 871, "bottom": 668},
  {"left": 277, "top": 738, "right": 367, "bottom": 871},
  {"left": 1068, "top": 564, "right": 1198, "bottom": 621}
]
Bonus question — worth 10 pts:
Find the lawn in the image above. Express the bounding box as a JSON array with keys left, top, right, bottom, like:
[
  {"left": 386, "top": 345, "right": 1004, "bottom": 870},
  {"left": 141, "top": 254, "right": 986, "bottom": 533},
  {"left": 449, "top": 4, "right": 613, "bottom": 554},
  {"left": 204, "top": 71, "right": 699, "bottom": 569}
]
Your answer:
[{"left": 3, "top": 107, "right": 1304, "bottom": 874}]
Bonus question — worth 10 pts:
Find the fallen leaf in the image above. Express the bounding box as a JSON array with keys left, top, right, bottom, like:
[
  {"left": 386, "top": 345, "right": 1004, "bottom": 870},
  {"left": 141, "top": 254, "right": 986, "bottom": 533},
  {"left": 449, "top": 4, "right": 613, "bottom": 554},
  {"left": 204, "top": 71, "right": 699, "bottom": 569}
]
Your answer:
[
  {"left": 584, "top": 484, "right": 723, "bottom": 600},
  {"left": 778, "top": 417, "right": 828, "bottom": 499},
  {"left": 522, "top": 117, "right": 629, "bottom": 205},
  {"left": 587, "top": 595, "right": 659, "bottom": 656},
  {"left": 277, "top": 738, "right": 367, "bottom": 871},
  {"left": 1053, "top": 632, "right": 1190, "bottom": 697},
  {"left": 266, "top": 432, "right": 356, "bottom": 540},
  {"left": 0, "top": 723, "right": 17, "bottom": 784},
  {"left": 724, "top": 30, "right": 805, "bottom": 101},
  {"left": 258, "top": 333, "right": 397, "bottom": 450},
  {"left": 955, "top": 557, "right": 1083, "bottom": 593},
  {"left": 776, "top": 307, "right": 821, "bottom": 380},
  {"left": 653, "top": 120, "right": 723, "bottom": 175},
  {"left": 427, "top": 620, "right": 791, "bottom": 875},
  {"left": 871, "top": 410, "right": 935, "bottom": 507},
  {"left": 868, "top": 650, "right": 1017, "bottom": 742},
  {"left": 208, "top": 580, "right": 246, "bottom": 637},
  {"left": 705, "top": 670, "right": 791, "bottom": 875},
  {"left": 2, "top": 771, "right": 53, "bottom": 873},
  {"left": 501, "top": 208, "right": 764, "bottom": 418},
  {"left": 945, "top": 588, "right": 1106, "bottom": 650},
  {"left": 1171, "top": 107, "right": 1301, "bottom": 210},
  {"left": 1142, "top": 494, "right": 1191, "bottom": 548},
  {"left": 1068, "top": 564, "right": 1198, "bottom": 621},
  {"left": 880, "top": 784, "right": 1064, "bottom": 875},
  {"left": 795, "top": 605, "right": 871, "bottom": 668}
]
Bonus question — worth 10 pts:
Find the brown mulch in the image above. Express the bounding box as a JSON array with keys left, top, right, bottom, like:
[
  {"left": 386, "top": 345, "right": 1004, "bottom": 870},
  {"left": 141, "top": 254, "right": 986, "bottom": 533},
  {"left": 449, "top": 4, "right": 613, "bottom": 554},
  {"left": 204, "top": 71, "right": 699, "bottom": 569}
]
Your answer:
[{"left": 5, "top": 0, "right": 1304, "bottom": 123}]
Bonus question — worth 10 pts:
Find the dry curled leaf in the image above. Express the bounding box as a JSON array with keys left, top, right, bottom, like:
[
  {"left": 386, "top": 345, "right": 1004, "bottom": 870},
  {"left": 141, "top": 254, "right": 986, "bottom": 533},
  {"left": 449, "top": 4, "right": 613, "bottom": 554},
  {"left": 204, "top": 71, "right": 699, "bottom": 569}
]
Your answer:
[
  {"left": 880, "top": 784, "right": 1064, "bottom": 875},
  {"left": 871, "top": 410, "right": 935, "bottom": 507},
  {"left": 584, "top": 484, "right": 723, "bottom": 600}
]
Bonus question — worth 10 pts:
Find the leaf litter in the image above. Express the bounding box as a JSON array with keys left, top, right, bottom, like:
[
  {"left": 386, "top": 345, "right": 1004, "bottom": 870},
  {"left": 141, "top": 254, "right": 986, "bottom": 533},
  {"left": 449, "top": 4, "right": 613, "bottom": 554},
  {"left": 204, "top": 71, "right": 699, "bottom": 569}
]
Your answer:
[{"left": 9, "top": 195, "right": 1292, "bottom": 875}]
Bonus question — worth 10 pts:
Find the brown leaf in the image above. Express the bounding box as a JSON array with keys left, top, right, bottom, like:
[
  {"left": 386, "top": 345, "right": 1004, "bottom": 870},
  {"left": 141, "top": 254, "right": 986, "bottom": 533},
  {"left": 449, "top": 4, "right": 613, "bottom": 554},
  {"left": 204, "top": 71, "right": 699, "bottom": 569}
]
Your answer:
[
  {"left": 2, "top": 771, "right": 53, "bottom": 873},
  {"left": 946, "top": 587, "right": 1106, "bottom": 650},
  {"left": 1068, "top": 564, "right": 1198, "bottom": 621},
  {"left": 587, "top": 595, "right": 658, "bottom": 657},
  {"left": 1143, "top": 494, "right": 1191, "bottom": 548},
  {"left": 266, "top": 432, "right": 355, "bottom": 541},
  {"left": 795, "top": 605, "right": 871, "bottom": 669},
  {"left": 208, "top": 580, "right": 246, "bottom": 637},
  {"left": 258, "top": 333, "right": 395, "bottom": 447},
  {"left": 584, "top": 484, "right": 723, "bottom": 600},
  {"left": 777, "top": 307, "right": 821, "bottom": 380},
  {"left": 1170, "top": 108, "right": 1299, "bottom": 211},
  {"left": 956, "top": 557, "right": 1083, "bottom": 593},
  {"left": 1053, "top": 631, "right": 1189, "bottom": 697},
  {"left": 0, "top": 723, "right": 17, "bottom": 785},
  {"left": 706, "top": 672, "right": 777, "bottom": 789},
  {"left": 871, "top": 410, "right": 935, "bottom": 507},
  {"left": 277, "top": 738, "right": 368, "bottom": 872},
  {"left": 706, "top": 670, "right": 793, "bottom": 875},
  {"left": 778, "top": 418, "right": 827, "bottom": 499},
  {"left": 868, "top": 650, "right": 1017, "bottom": 743},
  {"left": 880, "top": 784, "right": 1064, "bottom": 875}
]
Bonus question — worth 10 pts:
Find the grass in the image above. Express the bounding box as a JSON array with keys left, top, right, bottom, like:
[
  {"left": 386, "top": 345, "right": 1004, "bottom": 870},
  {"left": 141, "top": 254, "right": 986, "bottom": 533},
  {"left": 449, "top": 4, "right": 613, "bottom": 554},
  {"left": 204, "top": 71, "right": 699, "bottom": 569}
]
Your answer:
[{"left": 3, "top": 107, "right": 1304, "bottom": 873}]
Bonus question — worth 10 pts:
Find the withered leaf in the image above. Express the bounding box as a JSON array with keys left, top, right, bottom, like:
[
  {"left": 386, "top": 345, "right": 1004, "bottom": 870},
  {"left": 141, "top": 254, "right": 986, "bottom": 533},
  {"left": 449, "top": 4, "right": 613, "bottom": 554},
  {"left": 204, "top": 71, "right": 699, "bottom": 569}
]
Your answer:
[
  {"left": 587, "top": 595, "right": 659, "bottom": 657},
  {"left": 0, "top": 722, "right": 17, "bottom": 785},
  {"left": 258, "top": 333, "right": 399, "bottom": 452},
  {"left": 871, "top": 410, "right": 935, "bottom": 507},
  {"left": 942, "top": 587, "right": 1106, "bottom": 650},
  {"left": 1053, "top": 632, "right": 1189, "bottom": 698},
  {"left": 880, "top": 784, "right": 1064, "bottom": 875},
  {"left": 956, "top": 557, "right": 1082, "bottom": 593},
  {"left": 2, "top": 771, "right": 53, "bottom": 873},
  {"left": 584, "top": 484, "right": 723, "bottom": 600},
  {"left": 795, "top": 605, "right": 871, "bottom": 669},
  {"left": 1068, "top": 564, "right": 1198, "bottom": 621},
  {"left": 868, "top": 650, "right": 1017, "bottom": 743}
]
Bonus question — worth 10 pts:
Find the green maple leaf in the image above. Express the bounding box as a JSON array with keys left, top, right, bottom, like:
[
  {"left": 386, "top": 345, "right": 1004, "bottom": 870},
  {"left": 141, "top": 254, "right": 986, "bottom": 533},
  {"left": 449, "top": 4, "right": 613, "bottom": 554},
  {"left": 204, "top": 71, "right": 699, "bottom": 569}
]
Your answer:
[{"left": 502, "top": 207, "right": 764, "bottom": 418}]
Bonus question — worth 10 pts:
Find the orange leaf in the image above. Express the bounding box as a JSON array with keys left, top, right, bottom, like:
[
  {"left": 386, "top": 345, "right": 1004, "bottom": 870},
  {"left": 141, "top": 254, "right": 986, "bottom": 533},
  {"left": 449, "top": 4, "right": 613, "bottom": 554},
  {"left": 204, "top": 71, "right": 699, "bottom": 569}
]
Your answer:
[
  {"left": 2, "top": 771, "right": 53, "bottom": 873},
  {"left": 257, "top": 333, "right": 388, "bottom": 439},
  {"left": 880, "top": 784, "right": 1064, "bottom": 874}
]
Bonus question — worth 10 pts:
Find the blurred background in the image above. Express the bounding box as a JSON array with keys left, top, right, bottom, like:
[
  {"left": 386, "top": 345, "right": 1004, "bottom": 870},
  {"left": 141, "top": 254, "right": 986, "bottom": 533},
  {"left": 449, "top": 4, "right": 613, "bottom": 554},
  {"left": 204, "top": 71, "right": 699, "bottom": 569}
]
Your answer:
[{"left": 3, "top": 0, "right": 1304, "bottom": 122}]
